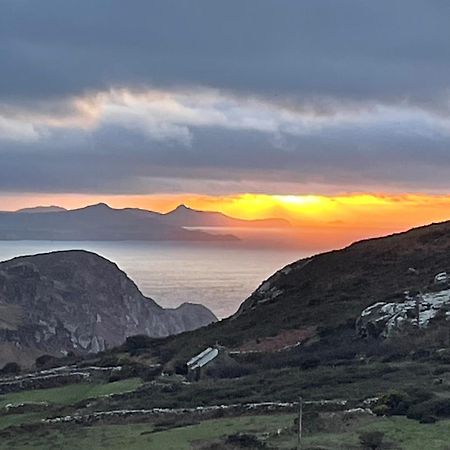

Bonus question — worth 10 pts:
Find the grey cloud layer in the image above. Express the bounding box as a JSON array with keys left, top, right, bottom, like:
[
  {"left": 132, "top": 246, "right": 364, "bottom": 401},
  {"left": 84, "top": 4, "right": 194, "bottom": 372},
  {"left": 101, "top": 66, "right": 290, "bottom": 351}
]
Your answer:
[
  {"left": 2, "top": 119, "right": 450, "bottom": 194},
  {"left": 1, "top": 0, "right": 450, "bottom": 194}
]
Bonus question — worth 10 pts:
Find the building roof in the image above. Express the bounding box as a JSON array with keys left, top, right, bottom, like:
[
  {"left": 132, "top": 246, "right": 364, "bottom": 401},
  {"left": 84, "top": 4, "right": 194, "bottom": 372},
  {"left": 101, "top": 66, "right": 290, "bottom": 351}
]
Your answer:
[{"left": 187, "top": 347, "right": 219, "bottom": 370}]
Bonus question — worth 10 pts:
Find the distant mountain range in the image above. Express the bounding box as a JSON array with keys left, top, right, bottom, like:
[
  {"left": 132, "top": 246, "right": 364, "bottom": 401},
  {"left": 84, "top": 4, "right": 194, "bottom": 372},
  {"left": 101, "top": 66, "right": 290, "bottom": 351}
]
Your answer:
[
  {"left": 164, "top": 204, "right": 290, "bottom": 228},
  {"left": 0, "top": 203, "right": 233, "bottom": 241},
  {"left": 0, "top": 203, "right": 289, "bottom": 241}
]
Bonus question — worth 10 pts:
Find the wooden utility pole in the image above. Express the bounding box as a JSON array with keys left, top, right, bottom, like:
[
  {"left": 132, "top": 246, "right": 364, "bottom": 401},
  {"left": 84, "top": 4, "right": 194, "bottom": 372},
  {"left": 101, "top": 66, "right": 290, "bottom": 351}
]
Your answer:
[
  {"left": 416, "top": 291, "right": 422, "bottom": 328},
  {"left": 297, "top": 396, "right": 303, "bottom": 450}
]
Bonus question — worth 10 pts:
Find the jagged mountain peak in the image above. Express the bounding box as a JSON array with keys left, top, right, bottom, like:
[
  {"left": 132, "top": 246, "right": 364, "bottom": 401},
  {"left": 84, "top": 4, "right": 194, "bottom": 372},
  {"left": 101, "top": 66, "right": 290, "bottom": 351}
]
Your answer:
[
  {"left": 170, "top": 204, "right": 197, "bottom": 213},
  {"left": 77, "top": 202, "right": 113, "bottom": 211}
]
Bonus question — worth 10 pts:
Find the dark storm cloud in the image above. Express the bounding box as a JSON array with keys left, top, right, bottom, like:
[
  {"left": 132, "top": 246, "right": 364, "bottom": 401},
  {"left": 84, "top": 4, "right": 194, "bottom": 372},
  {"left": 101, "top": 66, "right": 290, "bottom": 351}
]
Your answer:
[
  {"left": 2, "top": 0, "right": 450, "bottom": 194},
  {"left": 1, "top": 0, "right": 450, "bottom": 107}
]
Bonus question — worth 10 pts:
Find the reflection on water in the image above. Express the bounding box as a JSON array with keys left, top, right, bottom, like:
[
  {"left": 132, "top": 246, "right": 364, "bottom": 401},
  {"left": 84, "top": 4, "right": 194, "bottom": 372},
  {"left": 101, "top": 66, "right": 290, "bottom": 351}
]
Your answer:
[{"left": 0, "top": 232, "right": 315, "bottom": 318}]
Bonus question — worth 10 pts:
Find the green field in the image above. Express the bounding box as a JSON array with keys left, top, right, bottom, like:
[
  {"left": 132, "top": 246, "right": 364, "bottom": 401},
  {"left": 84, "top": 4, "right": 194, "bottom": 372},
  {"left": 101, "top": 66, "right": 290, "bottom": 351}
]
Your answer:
[
  {"left": 1, "top": 371, "right": 450, "bottom": 449},
  {"left": 0, "top": 378, "right": 142, "bottom": 408},
  {"left": 271, "top": 416, "right": 450, "bottom": 449},
  {"left": 0, "top": 414, "right": 291, "bottom": 449},
  {"left": 0, "top": 413, "right": 47, "bottom": 431},
  {"left": 0, "top": 414, "right": 293, "bottom": 450},
  {"left": 1, "top": 411, "right": 450, "bottom": 449}
]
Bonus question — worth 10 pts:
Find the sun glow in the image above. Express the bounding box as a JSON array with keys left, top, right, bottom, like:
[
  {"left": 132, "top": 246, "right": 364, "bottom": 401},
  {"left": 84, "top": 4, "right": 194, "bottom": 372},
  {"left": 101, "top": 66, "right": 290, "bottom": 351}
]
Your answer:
[{"left": 3, "top": 192, "right": 450, "bottom": 249}]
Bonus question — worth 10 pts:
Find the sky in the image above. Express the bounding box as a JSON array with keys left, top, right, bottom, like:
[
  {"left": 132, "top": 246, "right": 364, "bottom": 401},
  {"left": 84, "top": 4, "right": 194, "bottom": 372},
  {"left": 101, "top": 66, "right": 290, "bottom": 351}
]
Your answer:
[{"left": 2, "top": 1, "right": 450, "bottom": 245}]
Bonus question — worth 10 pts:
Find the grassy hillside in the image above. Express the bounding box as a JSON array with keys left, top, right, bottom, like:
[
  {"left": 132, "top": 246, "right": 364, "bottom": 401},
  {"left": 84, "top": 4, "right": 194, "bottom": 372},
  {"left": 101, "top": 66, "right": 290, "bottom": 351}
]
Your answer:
[{"left": 145, "top": 220, "right": 450, "bottom": 365}]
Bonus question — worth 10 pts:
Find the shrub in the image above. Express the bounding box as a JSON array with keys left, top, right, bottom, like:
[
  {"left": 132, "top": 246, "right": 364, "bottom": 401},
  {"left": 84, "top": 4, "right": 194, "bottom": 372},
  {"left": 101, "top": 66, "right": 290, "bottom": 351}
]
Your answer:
[
  {"left": 35, "top": 354, "right": 60, "bottom": 369},
  {"left": 96, "top": 354, "right": 120, "bottom": 367},
  {"left": 373, "top": 388, "right": 434, "bottom": 417},
  {"left": 0, "top": 362, "right": 21, "bottom": 375},
  {"left": 206, "top": 363, "right": 256, "bottom": 379},
  {"left": 419, "top": 415, "right": 437, "bottom": 424},
  {"left": 174, "top": 361, "right": 188, "bottom": 375},
  {"left": 407, "top": 398, "right": 450, "bottom": 421},
  {"left": 373, "top": 391, "right": 410, "bottom": 416},
  {"left": 300, "top": 357, "right": 321, "bottom": 370},
  {"left": 107, "top": 359, "right": 154, "bottom": 381},
  {"left": 225, "top": 433, "right": 268, "bottom": 449},
  {"left": 359, "top": 431, "right": 385, "bottom": 450},
  {"left": 123, "top": 335, "right": 154, "bottom": 352},
  {"left": 434, "top": 348, "right": 450, "bottom": 364}
]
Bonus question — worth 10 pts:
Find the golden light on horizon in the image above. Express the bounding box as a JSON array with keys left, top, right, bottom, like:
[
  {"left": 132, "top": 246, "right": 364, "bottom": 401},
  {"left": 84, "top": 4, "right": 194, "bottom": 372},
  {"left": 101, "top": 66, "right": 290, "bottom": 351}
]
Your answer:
[{"left": 3, "top": 192, "right": 450, "bottom": 248}]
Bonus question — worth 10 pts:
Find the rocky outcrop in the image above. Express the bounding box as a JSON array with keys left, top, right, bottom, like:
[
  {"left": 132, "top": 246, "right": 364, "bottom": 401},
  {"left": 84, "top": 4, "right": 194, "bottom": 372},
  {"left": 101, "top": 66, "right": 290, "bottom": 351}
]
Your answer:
[
  {"left": 234, "top": 263, "right": 301, "bottom": 316},
  {"left": 357, "top": 289, "right": 450, "bottom": 338},
  {"left": 0, "top": 250, "right": 217, "bottom": 366}
]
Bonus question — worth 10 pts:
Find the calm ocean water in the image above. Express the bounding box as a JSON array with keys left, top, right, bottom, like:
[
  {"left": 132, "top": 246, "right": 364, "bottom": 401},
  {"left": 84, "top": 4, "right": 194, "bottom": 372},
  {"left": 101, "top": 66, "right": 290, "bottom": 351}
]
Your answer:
[{"left": 0, "top": 238, "right": 312, "bottom": 318}]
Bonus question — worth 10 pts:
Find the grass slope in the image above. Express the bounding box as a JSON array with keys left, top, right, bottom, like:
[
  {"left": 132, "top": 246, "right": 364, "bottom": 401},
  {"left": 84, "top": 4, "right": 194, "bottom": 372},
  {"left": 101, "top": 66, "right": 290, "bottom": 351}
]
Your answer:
[
  {"left": 0, "top": 378, "right": 142, "bottom": 408},
  {"left": 148, "top": 219, "right": 450, "bottom": 366}
]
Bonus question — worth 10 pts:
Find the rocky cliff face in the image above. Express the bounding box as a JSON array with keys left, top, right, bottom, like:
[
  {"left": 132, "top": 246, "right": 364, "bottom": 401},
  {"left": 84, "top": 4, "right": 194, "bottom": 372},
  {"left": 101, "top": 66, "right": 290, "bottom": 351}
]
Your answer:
[{"left": 0, "top": 250, "right": 217, "bottom": 366}]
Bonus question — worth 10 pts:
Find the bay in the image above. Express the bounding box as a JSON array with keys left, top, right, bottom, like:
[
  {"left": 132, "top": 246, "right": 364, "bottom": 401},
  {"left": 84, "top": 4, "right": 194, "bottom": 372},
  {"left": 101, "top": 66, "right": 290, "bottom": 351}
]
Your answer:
[{"left": 0, "top": 239, "right": 312, "bottom": 318}]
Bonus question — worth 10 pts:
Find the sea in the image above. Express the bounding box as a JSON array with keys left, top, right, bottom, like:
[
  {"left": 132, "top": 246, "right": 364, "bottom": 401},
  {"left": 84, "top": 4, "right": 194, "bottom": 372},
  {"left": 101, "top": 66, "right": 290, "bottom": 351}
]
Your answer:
[{"left": 0, "top": 230, "right": 318, "bottom": 318}]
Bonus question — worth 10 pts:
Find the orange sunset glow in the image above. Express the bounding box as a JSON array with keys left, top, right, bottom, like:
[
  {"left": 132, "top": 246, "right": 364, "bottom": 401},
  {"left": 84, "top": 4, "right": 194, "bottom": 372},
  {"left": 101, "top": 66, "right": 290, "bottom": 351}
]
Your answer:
[{"left": 3, "top": 193, "right": 450, "bottom": 249}]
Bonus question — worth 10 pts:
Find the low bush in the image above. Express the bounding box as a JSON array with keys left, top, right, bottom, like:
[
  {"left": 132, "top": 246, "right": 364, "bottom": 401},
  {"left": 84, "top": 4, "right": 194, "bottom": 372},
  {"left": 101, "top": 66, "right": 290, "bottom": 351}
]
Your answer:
[
  {"left": 373, "top": 387, "right": 450, "bottom": 423},
  {"left": 206, "top": 363, "right": 256, "bottom": 379},
  {"left": 108, "top": 360, "right": 156, "bottom": 382},
  {"left": 0, "top": 362, "right": 21, "bottom": 375},
  {"left": 373, "top": 388, "right": 434, "bottom": 417},
  {"left": 96, "top": 354, "right": 120, "bottom": 367},
  {"left": 123, "top": 335, "right": 155, "bottom": 352},
  {"left": 359, "top": 431, "right": 385, "bottom": 450},
  {"left": 35, "top": 354, "right": 61, "bottom": 369},
  {"left": 433, "top": 348, "right": 450, "bottom": 364},
  {"left": 407, "top": 398, "right": 450, "bottom": 422},
  {"left": 225, "top": 433, "right": 269, "bottom": 449}
]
